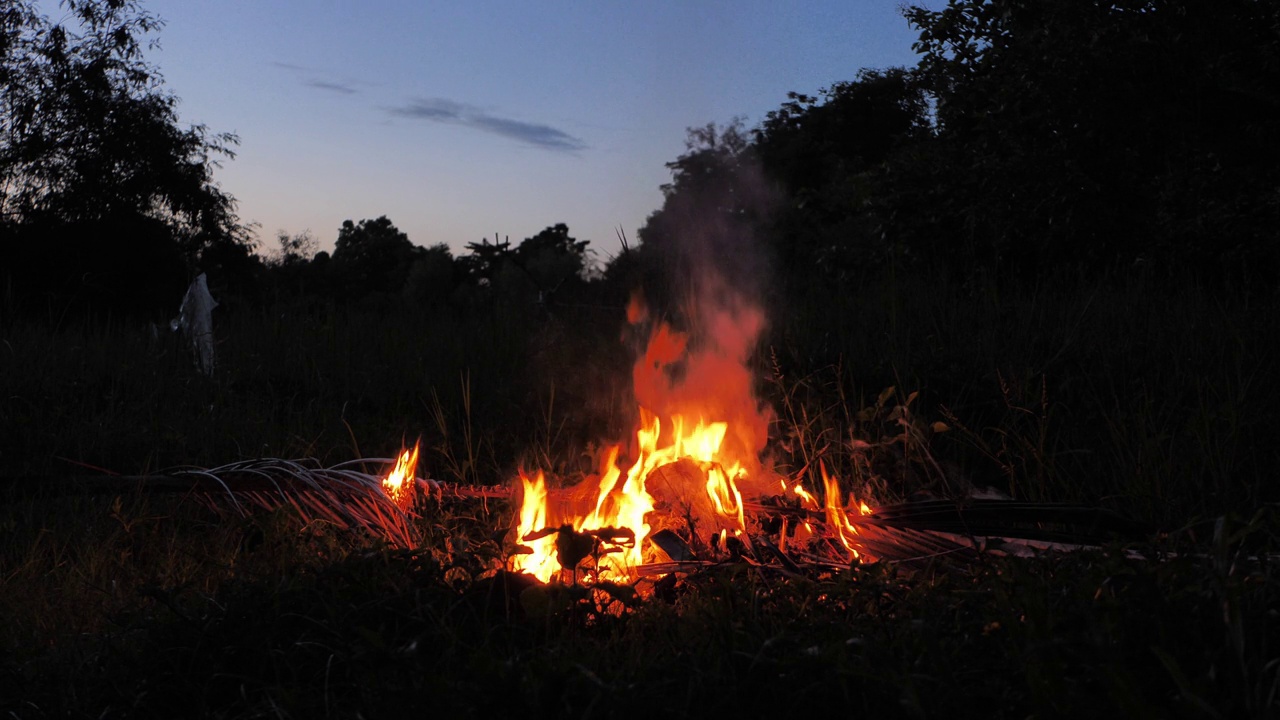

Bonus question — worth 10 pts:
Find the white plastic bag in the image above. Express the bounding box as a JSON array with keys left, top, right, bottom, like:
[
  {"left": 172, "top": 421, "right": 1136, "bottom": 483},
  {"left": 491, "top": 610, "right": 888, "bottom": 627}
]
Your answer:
[{"left": 171, "top": 273, "right": 218, "bottom": 376}]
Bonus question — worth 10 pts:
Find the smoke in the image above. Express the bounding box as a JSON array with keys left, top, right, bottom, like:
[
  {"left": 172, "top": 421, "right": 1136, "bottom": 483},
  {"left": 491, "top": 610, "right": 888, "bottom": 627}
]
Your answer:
[{"left": 626, "top": 144, "right": 780, "bottom": 487}]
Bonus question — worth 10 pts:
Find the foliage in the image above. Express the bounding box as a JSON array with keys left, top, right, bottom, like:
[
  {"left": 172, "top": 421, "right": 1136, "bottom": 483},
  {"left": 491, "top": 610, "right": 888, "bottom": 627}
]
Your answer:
[
  {"left": 331, "top": 215, "right": 418, "bottom": 299},
  {"left": 0, "top": 0, "right": 240, "bottom": 234},
  {"left": 402, "top": 241, "right": 456, "bottom": 307},
  {"left": 901, "top": 0, "right": 1280, "bottom": 281},
  {"left": 0, "top": 0, "right": 246, "bottom": 317},
  {"left": 266, "top": 229, "right": 318, "bottom": 268},
  {"left": 627, "top": 120, "right": 777, "bottom": 325},
  {"left": 752, "top": 68, "right": 932, "bottom": 282},
  {"left": 631, "top": 0, "right": 1280, "bottom": 298},
  {"left": 453, "top": 224, "right": 592, "bottom": 305},
  {"left": 511, "top": 222, "right": 590, "bottom": 299}
]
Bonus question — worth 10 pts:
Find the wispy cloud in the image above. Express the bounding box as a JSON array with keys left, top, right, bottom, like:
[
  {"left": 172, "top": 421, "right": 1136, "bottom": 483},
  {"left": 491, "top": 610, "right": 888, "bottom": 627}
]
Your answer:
[
  {"left": 274, "top": 62, "right": 367, "bottom": 96},
  {"left": 304, "top": 79, "right": 359, "bottom": 95},
  {"left": 388, "top": 97, "right": 587, "bottom": 153}
]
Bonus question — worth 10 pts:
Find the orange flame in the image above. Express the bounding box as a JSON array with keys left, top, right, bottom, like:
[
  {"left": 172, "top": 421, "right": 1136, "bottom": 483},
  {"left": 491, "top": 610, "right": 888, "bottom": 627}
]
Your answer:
[
  {"left": 822, "top": 462, "right": 871, "bottom": 561},
  {"left": 382, "top": 442, "right": 420, "bottom": 510},
  {"left": 509, "top": 291, "right": 876, "bottom": 583},
  {"left": 514, "top": 412, "right": 749, "bottom": 583}
]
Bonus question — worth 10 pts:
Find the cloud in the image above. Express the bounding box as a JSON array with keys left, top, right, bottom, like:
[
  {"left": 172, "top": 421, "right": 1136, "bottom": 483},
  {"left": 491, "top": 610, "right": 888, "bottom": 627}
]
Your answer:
[
  {"left": 388, "top": 97, "right": 587, "bottom": 153},
  {"left": 274, "top": 62, "right": 366, "bottom": 95},
  {"left": 304, "top": 79, "right": 359, "bottom": 95},
  {"left": 392, "top": 97, "right": 465, "bottom": 122}
]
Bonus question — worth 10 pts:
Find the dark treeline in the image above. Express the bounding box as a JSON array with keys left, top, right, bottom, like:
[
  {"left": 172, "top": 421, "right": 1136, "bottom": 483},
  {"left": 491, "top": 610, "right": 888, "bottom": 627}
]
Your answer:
[
  {"left": 634, "top": 0, "right": 1280, "bottom": 307},
  {"left": 3, "top": 0, "right": 1276, "bottom": 320},
  {"left": 258, "top": 220, "right": 599, "bottom": 315},
  {"left": 2, "top": 0, "right": 1279, "bottom": 518}
]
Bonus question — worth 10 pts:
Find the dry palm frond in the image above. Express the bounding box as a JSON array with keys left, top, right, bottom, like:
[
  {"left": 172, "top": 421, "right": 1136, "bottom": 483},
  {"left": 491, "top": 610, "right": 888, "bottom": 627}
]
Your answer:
[{"left": 170, "top": 457, "right": 430, "bottom": 548}]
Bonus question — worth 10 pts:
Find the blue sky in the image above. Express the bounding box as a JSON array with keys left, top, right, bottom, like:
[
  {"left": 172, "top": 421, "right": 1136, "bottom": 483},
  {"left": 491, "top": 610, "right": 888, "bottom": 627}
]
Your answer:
[{"left": 70, "top": 1, "right": 936, "bottom": 261}]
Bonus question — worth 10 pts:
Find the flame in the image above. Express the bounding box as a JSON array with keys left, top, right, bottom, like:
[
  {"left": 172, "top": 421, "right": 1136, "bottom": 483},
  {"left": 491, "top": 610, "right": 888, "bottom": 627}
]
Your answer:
[
  {"left": 382, "top": 442, "right": 420, "bottom": 510},
  {"left": 512, "top": 471, "right": 558, "bottom": 580},
  {"left": 790, "top": 481, "right": 817, "bottom": 506},
  {"left": 513, "top": 411, "right": 750, "bottom": 583},
  {"left": 508, "top": 291, "right": 877, "bottom": 584},
  {"left": 821, "top": 462, "right": 868, "bottom": 561}
]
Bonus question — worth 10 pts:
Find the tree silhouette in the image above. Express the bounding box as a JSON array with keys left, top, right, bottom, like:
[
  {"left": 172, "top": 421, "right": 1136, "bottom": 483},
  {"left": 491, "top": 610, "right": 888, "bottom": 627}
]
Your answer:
[
  {"left": 904, "top": 0, "right": 1280, "bottom": 279},
  {"left": 634, "top": 121, "right": 775, "bottom": 319},
  {"left": 625, "top": 0, "right": 1280, "bottom": 295},
  {"left": 457, "top": 234, "right": 512, "bottom": 288},
  {"left": 512, "top": 223, "right": 589, "bottom": 301},
  {"left": 753, "top": 68, "right": 932, "bottom": 281},
  {"left": 402, "top": 242, "right": 456, "bottom": 308},
  {"left": 331, "top": 216, "right": 417, "bottom": 299},
  {"left": 0, "top": 0, "right": 246, "bottom": 316}
]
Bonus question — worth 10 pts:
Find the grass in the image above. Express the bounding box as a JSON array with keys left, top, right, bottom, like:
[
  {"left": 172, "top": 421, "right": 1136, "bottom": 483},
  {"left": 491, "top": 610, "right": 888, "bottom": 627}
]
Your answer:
[
  {"left": 2, "top": 492, "right": 1275, "bottom": 717},
  {"left": 774, "top": 266, "right": 1278, "bottom": 527},
  {"left": 1, "top": 267, "right": 1277, "bottom": 717}
]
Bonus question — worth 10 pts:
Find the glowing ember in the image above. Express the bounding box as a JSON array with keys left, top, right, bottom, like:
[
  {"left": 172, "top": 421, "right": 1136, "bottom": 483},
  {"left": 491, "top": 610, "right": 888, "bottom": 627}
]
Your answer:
[{"left": 382, "top": 442, "right": 420, "bottom": 510}]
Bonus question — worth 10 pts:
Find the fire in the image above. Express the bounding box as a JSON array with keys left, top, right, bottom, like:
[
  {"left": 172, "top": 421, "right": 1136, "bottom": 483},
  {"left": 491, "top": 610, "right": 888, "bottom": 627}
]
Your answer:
[
  {"left": 382, "top": 441, "right": 420, "bottom": 510},
  {"left": 507, "top": 289, "right": 878, "bottom": 584},
  {"left": 821, "top": 463, "right": 862, "bottom": 560},
  {"left": 512, "top": 411, "right": 745, "bottom": 583},
  {"left": 510, "top": 411, "right": 880, "bottom": 582},
  {"left": 496, "top": 271, "right": 890, "bottom": 586}
]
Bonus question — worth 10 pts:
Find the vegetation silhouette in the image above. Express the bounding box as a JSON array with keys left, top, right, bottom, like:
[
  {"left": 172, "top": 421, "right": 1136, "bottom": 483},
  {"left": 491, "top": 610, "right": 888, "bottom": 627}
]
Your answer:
[
  {"left": 2, "top": 6, "right": 1278, "bottom": 714},
  {"left": 0, "top": 0, "right": 246, "bottom": 319},
  {"left": 2, "top": 0, "right": 1276, "bottom": 520}
]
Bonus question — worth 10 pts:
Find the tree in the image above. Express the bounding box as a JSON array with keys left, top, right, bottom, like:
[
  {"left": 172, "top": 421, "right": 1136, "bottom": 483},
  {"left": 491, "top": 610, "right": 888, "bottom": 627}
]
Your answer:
[
  {"left": 0, "top": 0, "right": 246, "bottom": 315},
  {"left": 456, "top": 234, "right": 512, "bottom": 288},
  {"left": 454, "top": 225, "right": 590, "bottom": 308},
  {"left": 512, "top": 223, "right": 589, "bottom": 300},
  {"left": 260, "top": 230, "right": 319, "bottom": 299},
  {"left": 904, "top": 0, "right": 1280, "bottom": 279},
  {"left": 0, "top": 0, "right": 241, "bottom": 244},
  {"left": 267, "top": 230, "right": 318, "bottom": 268},
  {"left": 331, "top": 216, "right": 417, "bottom": 298},
  {"left": 402, "top": 242, "right": 455, "bottom": 308},
  {"left": 752, "top": 68, "right": 932, "bottom": 281},
  {"left": 635, "top": 120, "right": 776, "bottom": 317}
]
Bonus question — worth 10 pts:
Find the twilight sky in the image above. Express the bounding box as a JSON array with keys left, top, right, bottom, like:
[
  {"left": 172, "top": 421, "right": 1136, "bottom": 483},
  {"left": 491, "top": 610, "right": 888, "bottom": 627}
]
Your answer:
[{"left": 61, "top": 1, "right": 937, "bottom": 260}]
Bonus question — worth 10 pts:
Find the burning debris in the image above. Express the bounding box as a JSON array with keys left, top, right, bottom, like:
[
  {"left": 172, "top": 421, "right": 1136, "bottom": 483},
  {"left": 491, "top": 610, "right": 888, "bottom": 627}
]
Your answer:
[
  {"left": 142, "top": 275, "right": 1143, "bottom": 589},
  {"left": 169, "top": 455, "right": 433, "bottom": 549},
  {"left": 381, "top": 442, "right": 421, "bottom": 511}
]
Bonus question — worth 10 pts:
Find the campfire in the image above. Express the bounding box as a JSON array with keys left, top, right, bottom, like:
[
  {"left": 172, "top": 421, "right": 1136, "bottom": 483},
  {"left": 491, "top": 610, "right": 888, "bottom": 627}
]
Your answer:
[
  {"left": 502, "top": 289, "right": 880, "bottom": 584},
  {"left": 161, "top": 284, "right": 1142, "bottom": 588}
]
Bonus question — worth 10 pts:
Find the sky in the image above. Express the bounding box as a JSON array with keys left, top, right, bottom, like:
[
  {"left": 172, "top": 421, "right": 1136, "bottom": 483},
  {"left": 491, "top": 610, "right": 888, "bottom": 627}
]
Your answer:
[{"left": 48, "top": 1, "right": 937, "bottom": 262}]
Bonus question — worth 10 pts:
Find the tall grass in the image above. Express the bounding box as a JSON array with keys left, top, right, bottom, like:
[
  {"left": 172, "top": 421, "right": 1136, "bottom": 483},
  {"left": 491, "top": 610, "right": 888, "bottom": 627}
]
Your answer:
[
  {"left": 2, "top": 266, "right": 1274, "bottom": 528},
  {"left": 1, "top": 270, "right": 1278, "bottom": 717},
  {"left": 771, "top": 266, "right": 1277, "bottom": 527},
  {"left": 0, "top": 298, "right": 631, "bottom": 486}
]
